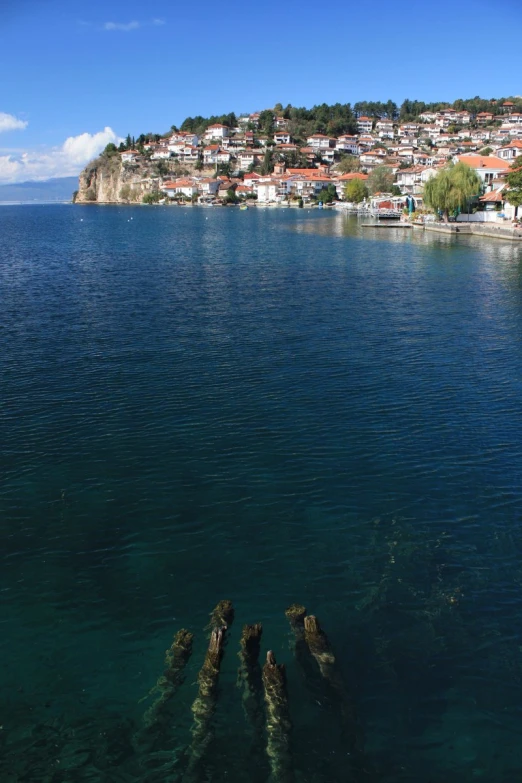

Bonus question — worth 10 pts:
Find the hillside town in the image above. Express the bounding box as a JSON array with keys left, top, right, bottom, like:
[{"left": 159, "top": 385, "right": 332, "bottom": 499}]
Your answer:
[{"left": 85, "top": 100, "right": 522, "bottom": 221}]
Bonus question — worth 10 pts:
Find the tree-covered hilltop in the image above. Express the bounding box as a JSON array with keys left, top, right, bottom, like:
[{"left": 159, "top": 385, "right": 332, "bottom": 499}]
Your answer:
[
  {"left": 115, "top": 95, "right": 522, "bottom": 149},
  {"left": 174, "top": 95, "right": 522, "bottom": 138}
]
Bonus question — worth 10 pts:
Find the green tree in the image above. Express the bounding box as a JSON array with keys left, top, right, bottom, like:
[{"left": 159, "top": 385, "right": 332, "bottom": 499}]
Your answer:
[
  {"left": 260, "top": 147, "right": 273, "bottom": 175},
  {"left": 337, "top": 156, "right": 361, "bottom": 173},
  {"left": 367, "top": 165, "right": 395, "bottom": 195},
  {"left": 125, "top": 134, "right": 132, "bottom": 150},
  {"left": 143, "top": 191, "right": 164, "bottom": 204},
  {"left": 479, "top": 146, "right": 493, "bottom": 156},
  {"left": 103, "top": 143, "right": 118, "bottom": 158},
  {"left": 155, "top": 159, "right": 170, "bottom": 177},
  {"left": 423, "top": 162, "right": 481, "bottom": 222},
  {"left": 216, "top": 162, "right": 231, "bottom": 177},
  {"left": 226, "top": 187, "right": 239, "bottom": 204},
  {"left": 344, "top": 179, "right": 368, "bottom": 203},
  {"left": 506, "top": 165, "right": 522, "bottom": 219},
  {"left": 315, "top": 183, "right": 338, "bottom": 203},
  {"left": 258, "top": 110, "right": 275, "bottom": 136}
]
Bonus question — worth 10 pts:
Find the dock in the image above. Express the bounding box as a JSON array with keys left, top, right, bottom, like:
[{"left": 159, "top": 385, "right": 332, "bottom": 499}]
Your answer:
[{"left": 360, "top": 223, "right": 412, "bottom": 229}]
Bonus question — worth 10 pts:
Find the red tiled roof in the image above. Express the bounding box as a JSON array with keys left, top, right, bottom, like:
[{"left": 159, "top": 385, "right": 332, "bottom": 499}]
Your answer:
[
  {"left": 287, "top": 169, "right": 330, "bottom": 178},
  {"left": 337, "top": 173, "right": 369, "bottom": 181},
  {"left": 456, "top": 154, "right": 510, "bottom": 169},
  {"left": 479, "top": 190, "right": 504, "bottom": 202}
]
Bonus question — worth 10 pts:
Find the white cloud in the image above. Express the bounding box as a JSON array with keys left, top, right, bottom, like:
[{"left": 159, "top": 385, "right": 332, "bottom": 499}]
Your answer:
[
  {"left": 0, "top": 112, "right": 28, "bottom": 133},
  {"left": 102, "top": 18, "right": 165, "bottom": 31},
  {"left": 0, "top": 127, "right": 123, "bottom": 184},
  {"left": 103, "top": 20, "right": 140, "bottom": 31}
]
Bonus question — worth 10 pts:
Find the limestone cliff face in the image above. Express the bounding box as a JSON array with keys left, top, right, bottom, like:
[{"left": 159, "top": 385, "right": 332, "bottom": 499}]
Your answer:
[{"left": 75, "top": 154, "right": 161, "bottom": 204}]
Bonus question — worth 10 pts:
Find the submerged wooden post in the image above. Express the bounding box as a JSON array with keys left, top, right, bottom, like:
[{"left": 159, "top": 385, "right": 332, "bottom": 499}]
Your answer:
[
  {"left": 285, "top": 604, "right": 307, "bottom": 643},
  {"left": 237, "top": 623, "right": 264, "bottom": 735},
  {"left": 183, "top": 601, "right": 234, "bottom": 781},
  {"left": 208, "top": 598, "right": 234, "bottom": 632},
  {"left": 134, "top": 628, "right": 193, "bottom": 755},
  {"left": 303, "top": 615, "right": 362, "bottom": 754},
  {"left": 262, "top": 651, "right": 294, "bottom": 783},
  {"left": 141, "top": 629, "right": 194, "bottom": 730}
]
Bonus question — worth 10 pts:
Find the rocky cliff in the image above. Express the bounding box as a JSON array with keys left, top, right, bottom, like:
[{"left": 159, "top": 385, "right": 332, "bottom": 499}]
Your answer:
[{"left": 75, "top": 154, "right": 162, "bottom": 204}]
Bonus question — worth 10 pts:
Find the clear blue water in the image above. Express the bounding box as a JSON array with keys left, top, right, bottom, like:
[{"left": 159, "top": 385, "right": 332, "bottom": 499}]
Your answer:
[{"left": 2, "top": 204, "right": 522, "bottom": 781}]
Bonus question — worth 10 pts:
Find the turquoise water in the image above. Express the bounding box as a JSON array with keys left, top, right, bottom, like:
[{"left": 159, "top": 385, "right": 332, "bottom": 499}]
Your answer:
[{"left": 2, "top": 204, "right": 522, "bottom": 781}]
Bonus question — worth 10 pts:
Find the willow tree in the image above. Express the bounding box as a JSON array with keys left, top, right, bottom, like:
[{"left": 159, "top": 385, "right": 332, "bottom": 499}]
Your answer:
[
  {"left": 344, "top": 179, "right": 368, "bottom": 203},
  {"left": 423, "top": 162, "right": 481, "bottom": 222},
  {"left": 505, "top": 165, "right": 522, "bottom": 219}
]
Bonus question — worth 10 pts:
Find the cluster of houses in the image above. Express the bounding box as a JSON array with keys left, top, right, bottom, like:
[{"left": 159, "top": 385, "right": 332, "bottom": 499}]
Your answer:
[{"left": 119, "top": 102, "right": 522, "bottom": 217}]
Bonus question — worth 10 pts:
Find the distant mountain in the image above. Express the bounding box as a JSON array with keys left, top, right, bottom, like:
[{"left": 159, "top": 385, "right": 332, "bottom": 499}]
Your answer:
[{"left": 0, "top": 177, "right": 78, "bottom": 203}]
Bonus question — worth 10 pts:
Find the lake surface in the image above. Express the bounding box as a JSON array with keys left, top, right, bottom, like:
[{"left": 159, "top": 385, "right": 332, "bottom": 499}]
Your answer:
[{"left": 2, "top": 204, "right": 522, "bottom": 782}]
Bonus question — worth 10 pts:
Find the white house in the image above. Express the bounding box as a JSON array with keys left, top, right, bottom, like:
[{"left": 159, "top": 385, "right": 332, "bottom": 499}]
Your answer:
[
  {"left": 413, "top": 151, "right": 433, "bottom": 166},
  {"left": 170, "top": 131, "right": 199, "bottom": 146},
  {"left": 359, "top": 150, "right": 386, "bottom": 167},
  {"left": 274, "top": 132, "right": 291, "bottom": 145},
  {"left": 398, "top": 123, "right": 420, "bottom": 137},
  {"left": 204, "top": 124, "right": 230, "bottom": 140},
  {"left": 197, "top": 178, "right": 220, "bottom": 197},
  {"left": 396, "top": 166, "right": 424, "bottom": 194},
  {"left": 357, "top": 135, "right": 374, "bottom": 150},
  {"left": 497, "top": 140, "right": 522, "bottom": 161},
  {"left": 319, "top": 148, "right": 336, "bottom": 163},
  {"left": 151, "top": 148, "right": 171, "bottom": 160},
  {"left": 121, "top": 150, "right": 140, "bottom": 163},
  {"left": 217, "top": 149, "right": 231, "bottom": 163},
  {"left": 289, "top": 173, "right": 331, "bottom": 200},
  {"left": 398, "top": 146, "right": 415, "bottom": 161},
  {"left": 357, "top": 116, "right": 373, "bottom": 133},
  {"left": 237, "top": 149, "right": 264, "bottom": 169},
  {"left": 203, "top": 146, "right": 230, "bottom": 165},
  {"left": 177, "top": 146, "right": 200, "bottom": 162},
  {"left": 336, "top": 135, "right": 359, "bottom": 154},
  {"left": 455, "top": 111, "right": 471, "bottom": 125},
  {"left": 306, "top": 134, "right": 334, "bottom": 149},
  {"left": 419, "top": 111, "right": 438, "bottom": 123},
  {"left": 257, "top": 179, "right": 290, "bottom": 203},
  {"left": 257, "top": 181, "right": 279, "bottom": 203},
  {"left": 243, "top": 172, "right": 261, "bottom": 192},
  {"left": 420, "top": 166, "right": 440, "bottom": 186},
  {"left": 454, "top": 154, "right": 511, "bottom": 189},
  {"left": 376, "top": 120, "right": 394, "bottom": 139},
  {"left": 161, "top": 179, "right": 198, "bottom": 198}
]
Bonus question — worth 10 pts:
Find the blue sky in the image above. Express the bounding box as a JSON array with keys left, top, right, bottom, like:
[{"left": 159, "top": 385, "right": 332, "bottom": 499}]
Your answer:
[{"left": 1, "top": 0, "right": 521, "bottom": 182}]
